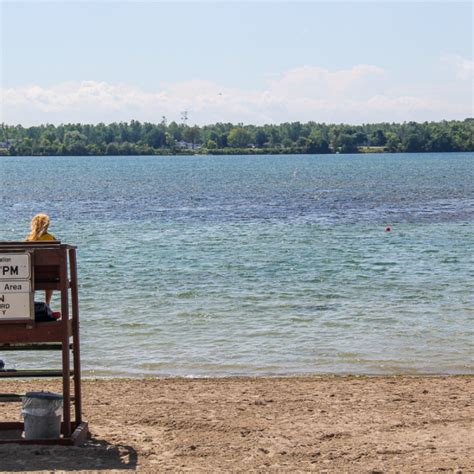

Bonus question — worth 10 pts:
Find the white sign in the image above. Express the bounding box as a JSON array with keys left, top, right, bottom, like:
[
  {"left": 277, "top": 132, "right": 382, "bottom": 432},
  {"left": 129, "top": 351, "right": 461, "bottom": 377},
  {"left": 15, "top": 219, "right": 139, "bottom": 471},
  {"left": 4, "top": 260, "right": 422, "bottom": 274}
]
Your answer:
[
  {"left": 0, "top": 293, "right": 32, "bottom": 320},
  {"left": 0, "top": 281, "right": 31, "bottom": 293},
  {"left": 0, "top": 253, "right": 33, "bottom": 320},
  {"left": 0, "top": 254, "right": 31, "bottom": 279}
]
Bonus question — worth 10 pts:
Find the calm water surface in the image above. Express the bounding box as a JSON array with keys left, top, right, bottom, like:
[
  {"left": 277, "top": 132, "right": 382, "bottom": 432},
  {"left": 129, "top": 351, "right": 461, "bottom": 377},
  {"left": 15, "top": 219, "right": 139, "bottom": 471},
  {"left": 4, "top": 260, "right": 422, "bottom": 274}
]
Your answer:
[{"left": 1, "top": 153, "right": 473, "bottom": 376}]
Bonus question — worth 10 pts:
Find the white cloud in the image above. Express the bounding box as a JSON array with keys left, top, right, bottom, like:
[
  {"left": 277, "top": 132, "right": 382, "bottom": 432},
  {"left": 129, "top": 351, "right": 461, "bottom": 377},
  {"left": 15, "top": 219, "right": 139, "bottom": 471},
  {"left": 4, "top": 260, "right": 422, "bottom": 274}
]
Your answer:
[
  {"left": 443, "top": 54, "right": 474, "bottom": 81},
  {"left": 1, "top": 64, "right": 471, "bottom": 125},
  {"left": 267, "top": 65, "right": 385, "bottom": 99}
]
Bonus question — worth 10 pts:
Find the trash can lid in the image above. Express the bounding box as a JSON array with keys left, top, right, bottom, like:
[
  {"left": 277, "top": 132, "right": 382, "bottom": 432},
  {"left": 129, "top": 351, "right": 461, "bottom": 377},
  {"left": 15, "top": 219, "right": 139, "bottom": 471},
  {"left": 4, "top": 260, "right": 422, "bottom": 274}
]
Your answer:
[{"left": 25, "top": 391, "right": 63, "bottom": 400}]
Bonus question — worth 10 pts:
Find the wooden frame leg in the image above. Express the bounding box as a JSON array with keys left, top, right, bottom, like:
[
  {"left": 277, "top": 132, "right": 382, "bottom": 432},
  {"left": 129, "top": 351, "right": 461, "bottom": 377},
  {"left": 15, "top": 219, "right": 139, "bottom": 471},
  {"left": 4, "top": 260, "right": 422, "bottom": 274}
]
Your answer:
[
  {"left": 69, "top": 248, "right": 82, "bottom": 424},
  {"left": 60, "top": 253, "right": 71, "bottom": 437}
]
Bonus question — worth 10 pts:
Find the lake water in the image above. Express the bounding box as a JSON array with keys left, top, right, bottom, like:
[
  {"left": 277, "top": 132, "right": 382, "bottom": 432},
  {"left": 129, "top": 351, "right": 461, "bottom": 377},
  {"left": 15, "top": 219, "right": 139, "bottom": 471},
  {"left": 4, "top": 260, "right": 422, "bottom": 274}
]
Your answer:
[{"left": 1, "top": 153, "right": 473, "bottom": 376}]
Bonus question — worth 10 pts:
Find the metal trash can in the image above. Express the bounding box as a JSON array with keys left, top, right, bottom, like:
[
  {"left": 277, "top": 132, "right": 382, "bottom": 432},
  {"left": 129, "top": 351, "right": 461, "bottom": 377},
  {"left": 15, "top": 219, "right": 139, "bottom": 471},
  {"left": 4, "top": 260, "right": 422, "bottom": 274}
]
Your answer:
[{"left": 21, "top": 392, "right": 63, "bottom": 439}]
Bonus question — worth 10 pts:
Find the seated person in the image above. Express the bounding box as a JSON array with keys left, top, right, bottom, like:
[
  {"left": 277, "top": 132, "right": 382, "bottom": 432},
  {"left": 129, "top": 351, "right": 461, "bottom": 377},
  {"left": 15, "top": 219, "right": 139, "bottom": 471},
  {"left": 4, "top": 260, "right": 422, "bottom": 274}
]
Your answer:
[{"left": 26, "top": 213, "right": 57, "bottom": 306}]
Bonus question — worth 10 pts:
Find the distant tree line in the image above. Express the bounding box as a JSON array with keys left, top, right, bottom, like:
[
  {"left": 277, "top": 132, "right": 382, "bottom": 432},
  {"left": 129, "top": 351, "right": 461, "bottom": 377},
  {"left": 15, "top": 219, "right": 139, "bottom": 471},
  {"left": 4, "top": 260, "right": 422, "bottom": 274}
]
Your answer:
[{"left": 0, "top": 119, "right": 472, "bottom": 156}]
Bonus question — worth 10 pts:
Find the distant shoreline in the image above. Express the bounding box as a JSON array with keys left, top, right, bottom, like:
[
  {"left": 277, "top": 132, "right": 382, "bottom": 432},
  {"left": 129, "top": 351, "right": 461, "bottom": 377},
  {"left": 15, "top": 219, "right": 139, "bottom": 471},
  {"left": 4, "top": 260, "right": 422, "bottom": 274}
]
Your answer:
[
  {"left": 1, "top": 119, "right": 472, "bottom": 156},
  {"left": 2, "top": 149, "right": 473, "bottom": 158}
]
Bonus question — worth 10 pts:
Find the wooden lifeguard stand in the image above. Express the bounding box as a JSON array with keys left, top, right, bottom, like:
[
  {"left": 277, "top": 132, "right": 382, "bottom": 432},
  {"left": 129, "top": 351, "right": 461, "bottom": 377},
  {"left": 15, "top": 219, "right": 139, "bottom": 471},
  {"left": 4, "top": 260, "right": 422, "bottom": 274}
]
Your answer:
[{"left": 0, "top": 241, "right": 88, "bottom": 445}]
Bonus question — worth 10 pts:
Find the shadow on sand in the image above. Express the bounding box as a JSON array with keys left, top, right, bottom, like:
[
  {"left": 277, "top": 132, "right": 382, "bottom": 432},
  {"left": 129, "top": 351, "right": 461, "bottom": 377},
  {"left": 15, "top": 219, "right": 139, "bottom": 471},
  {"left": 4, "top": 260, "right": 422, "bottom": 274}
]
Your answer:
[{"left": 0, "top": 437, "right": 138, "bottom": 471}]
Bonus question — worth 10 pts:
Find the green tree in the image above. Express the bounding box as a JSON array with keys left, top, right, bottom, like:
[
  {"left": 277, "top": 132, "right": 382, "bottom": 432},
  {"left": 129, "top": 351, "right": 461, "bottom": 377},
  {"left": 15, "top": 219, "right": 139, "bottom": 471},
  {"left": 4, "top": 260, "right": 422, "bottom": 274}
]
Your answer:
[
  {"left": 385, "top": 132, "right": 401, "bottom": 152},
  {"left": 209, "top": 131, "right": 220, "bottom": 146},
  {"left": 129, "top": 120, "right": 142, "bottom": 143},
  {"left": 306, "top": 132, "right": 330, "bottom": 154},
  {"left": 219, "top": 132, "right": 228, "bottom": 148},
  {"left": 182, "top": 126, "right": 201, "bottom": 148},
  {"left": 255, "top": 130, "right": 267, "bottom": 147},
  {"left": 105, "top": 142, "right": 120, "bottom": 155},
  {"left": 338, "top": 134, "right": 359, "bottom": 153},
  {"left": 228, "top": 127, "right": 251, "bottom": 148},
  {"left": 287, "top": 122, "right": 302, "bottom": 141},
  {"left": 267, "top": 127, "right": 281, "bottom": 147},
  {"left": 146, "top": 128, "right": 166, "bottom": 148},
  {"left": 427, "top": 130, "right": 456, "bottom": 152},
  {"left": 370, "top": 129, "right": 387, "bottom": 146},
  {"left": 402, "top": 133, "right": 425, "bottom": 152},
  {"left": 63, "top": 131, "right": 88, "bottom": 155},
  {"left": 296, "top": 137, "right": 308, "bottom": 148}
]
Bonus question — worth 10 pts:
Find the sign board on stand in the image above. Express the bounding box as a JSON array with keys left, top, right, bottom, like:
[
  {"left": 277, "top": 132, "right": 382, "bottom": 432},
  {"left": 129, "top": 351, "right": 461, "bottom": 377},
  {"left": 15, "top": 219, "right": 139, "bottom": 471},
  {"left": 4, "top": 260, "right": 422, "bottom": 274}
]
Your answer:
[{"left": 0, "top": 253, "right": 34, "bottom": 321}]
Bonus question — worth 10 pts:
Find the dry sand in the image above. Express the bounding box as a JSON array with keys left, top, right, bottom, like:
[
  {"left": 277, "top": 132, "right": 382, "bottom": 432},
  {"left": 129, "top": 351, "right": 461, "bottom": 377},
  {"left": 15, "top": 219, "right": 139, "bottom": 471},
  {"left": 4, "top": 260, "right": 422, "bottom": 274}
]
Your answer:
[{"left": 0, "top": 376, "right": 472, "bottom": 472}]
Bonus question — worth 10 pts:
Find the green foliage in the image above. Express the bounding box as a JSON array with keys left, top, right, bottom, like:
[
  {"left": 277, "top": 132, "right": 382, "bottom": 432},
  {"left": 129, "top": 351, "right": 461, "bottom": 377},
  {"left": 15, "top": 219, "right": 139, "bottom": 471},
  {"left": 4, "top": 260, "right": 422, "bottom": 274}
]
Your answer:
[
  {"left": 338, "top": 133, "right": 359, "bottom": 153},
  {"left": 206, "top": 139, "right": 218, "bottom": 149},
  {"left": 182, "top": 126, "right": 201, "bottom": 147},
  {"left": 370, "top": 129, "right": 387, "bottom": 146},
  {"left": 228, "top": 127, "right": 251, "bottom": 148},
  {"left": 255, "top": 129, "right": 267, "bottom": 147},
  {"left": 1, "top": 119, "right": 472, "bottom": 156},
  {"left": 385, "top": 132, "right": 401, "bottom": 152},
  {"left": 303, "top": 130, "right": 328, "bottom": 154}
]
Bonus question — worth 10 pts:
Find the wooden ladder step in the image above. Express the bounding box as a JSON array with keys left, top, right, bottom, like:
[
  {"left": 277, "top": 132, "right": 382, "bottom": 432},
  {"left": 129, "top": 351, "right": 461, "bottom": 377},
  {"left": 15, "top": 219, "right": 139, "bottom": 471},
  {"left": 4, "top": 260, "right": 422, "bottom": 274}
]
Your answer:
[
  {"left": 0, "top": 344, "right": 72, "bottom": 351},
  {"left": 0, "top": 394, "right": 75, "bottom": 403},
  {"left": 0, "top": 370, "right": 74, "bottom": 378},
  {"left": 0, "top": 394, "right": 23, "bottom": 402}
]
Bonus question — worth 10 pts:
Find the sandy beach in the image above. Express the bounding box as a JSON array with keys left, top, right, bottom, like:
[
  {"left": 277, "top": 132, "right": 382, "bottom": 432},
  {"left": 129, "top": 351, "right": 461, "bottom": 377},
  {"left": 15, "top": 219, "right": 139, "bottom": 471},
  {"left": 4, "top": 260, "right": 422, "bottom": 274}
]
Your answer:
[{"left": 0, "top": 375, "right": 472, "bottom": 472}]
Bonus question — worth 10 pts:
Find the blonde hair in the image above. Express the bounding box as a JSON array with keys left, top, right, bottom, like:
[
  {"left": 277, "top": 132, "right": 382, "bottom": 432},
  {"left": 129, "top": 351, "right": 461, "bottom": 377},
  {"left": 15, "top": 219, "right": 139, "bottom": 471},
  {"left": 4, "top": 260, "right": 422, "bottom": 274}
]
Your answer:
[{"left": 26, "top": 213, "right": 51, "bottom": 241}]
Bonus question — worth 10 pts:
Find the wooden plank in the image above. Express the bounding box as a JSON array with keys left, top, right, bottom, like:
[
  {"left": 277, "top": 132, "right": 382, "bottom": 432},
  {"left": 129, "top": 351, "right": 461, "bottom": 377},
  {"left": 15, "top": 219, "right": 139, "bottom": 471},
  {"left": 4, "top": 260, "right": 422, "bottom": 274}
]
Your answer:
[
  {"left": 34, "top": 250, "right": 62, "bottom": 266},
  {"left": 0, "top": 241, "right": 61, "bottom": 246},
  {"left": 0, "top": 320, "right": 72, "bottom": 343},
  {"left": 0, "top": 343, "right": 68, "bottom": 351},
  {"left": 0, "top": 422, "right": 23, "bottom": 429},
  {"left": 0, "top": 421, "right": 87, "bottom": 446},
  {"left": 0, "top": 243, "right": 76, "bottom": 251},
  {"left": 0, "top": 370, "right": 73, "bottom": 378},
  {"left": 0, "top": 394, "right": 23, "bottom": 402},
  {"left": 34, "top": 264, "right": 61, "bottom": 277},
  {"left": 35, "top": 282, "right": 66, "bottom": 291},
  {"left": 0, "top": 394, "right": 75, "bottom": 402}
]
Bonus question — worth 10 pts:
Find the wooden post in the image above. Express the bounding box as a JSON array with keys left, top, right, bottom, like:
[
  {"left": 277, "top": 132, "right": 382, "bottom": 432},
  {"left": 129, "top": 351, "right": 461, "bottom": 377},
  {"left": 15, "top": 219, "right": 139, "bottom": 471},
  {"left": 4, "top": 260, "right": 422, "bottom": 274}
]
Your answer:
[
  {"left": 69, "top": 248, "right": 82, "bottom": 424},
  {"left": 60, "top": 250, "right": 71, "bottom": 437}
]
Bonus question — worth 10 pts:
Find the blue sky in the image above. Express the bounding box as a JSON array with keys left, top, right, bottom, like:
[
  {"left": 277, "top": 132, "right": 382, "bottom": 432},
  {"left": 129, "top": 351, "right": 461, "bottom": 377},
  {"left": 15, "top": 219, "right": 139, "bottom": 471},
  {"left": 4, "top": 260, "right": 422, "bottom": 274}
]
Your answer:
[{"left": 1, "top": 1, "right": 473, "bottom": 125}]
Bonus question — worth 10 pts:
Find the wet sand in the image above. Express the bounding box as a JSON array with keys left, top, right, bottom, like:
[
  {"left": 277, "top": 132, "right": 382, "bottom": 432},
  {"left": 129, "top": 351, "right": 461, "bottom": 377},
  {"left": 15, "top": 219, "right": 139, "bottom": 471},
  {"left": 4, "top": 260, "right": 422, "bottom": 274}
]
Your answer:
[{"left": 0, "top": 376, "right": 472, "bottom": 472}]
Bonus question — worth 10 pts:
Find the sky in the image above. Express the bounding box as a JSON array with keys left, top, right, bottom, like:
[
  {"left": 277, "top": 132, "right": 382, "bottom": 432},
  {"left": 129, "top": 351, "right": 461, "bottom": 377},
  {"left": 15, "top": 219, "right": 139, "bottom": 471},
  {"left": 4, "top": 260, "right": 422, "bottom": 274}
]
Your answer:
[{"left": 0, "top": 0, "right": 473, "bottom": 126}]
